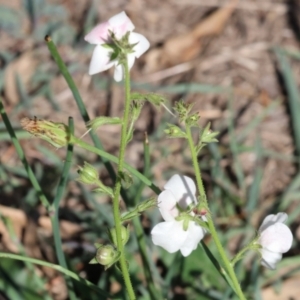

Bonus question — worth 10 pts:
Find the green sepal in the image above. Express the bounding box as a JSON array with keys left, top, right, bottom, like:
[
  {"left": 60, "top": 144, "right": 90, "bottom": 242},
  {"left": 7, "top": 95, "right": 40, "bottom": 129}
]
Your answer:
[
  {"left": 164, "top": 124, "right": 187, "bottom": 138},
  {"left": 77, "top": 162, "right": 99, "bottom": 185},
  {"left": 186, "top": 112, "right": 200, "bottom": 127},
  {"left": 195, "top": 123, "right": 219, "bottom": 154},
  {"left": 174, "top": 101, "right": 194, "bottom": 123},
  {"left": 94, "top": 243, "right": 103, "bottom": 249},
  {"left": 104, "top": 251, "right": 121, "bottom": 271},
  {"left": 193, "top": 218, "right": 210, "bottom": 231},
  {"left": 89, "top": 257, "right": 98, "bottom": 264},
  {"left": 130, "top": 101, "right": 144, "bottom": 121},
  {"left": 101, "top": 43, "right": 115, "bottom": 49},
  {"left": 121, "top": 210, "right": 139, "bottom": 222},
  {"left": 108, "top": 225, "right": 130, "bottom": 247},
  {"left": 110, "top": 48, "right": 120, "bottom": 61},
  {"left": 121, "top": 198, "right": 157, "bottom": 222},
  {"left": 201, "top": 122, "right": 219, "bottom": 144}
]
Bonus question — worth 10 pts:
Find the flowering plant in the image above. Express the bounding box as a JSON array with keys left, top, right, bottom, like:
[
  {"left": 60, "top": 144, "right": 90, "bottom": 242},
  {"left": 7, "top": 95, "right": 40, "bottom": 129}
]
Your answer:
[{"left": 0, "top": 10, "right": 294, "bottom": 300}]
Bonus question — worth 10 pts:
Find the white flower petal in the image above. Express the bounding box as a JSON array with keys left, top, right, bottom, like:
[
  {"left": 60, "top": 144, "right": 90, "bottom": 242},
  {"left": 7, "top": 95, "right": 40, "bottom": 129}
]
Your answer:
[
  {"left": 259, "top": 212, "right": 288, "bottom": 232},
  {"left": 158, "top": 190, "right": 179, "bottom": 221},
  {"left": 180, "top": 222, "right": 205, "bottom": 257},
  {"left": 89, "top": 45, "right": 115, "bottom": 75},
  {"left": 151, "top": 221, "right": 188, "bottom": 253},
  {"left": 164, "top": 174, "right": 196, "bottom": 208},
  {"left": 84, "top": 22, "right": 110, "bottom": 44},
  {"left": 113, "top": 64, "right": 124, "bottom": 82},
  {"left": 129, "top": 32, "right": 150, "bottom": 58},
  {"left": 108, "top": 11, "right": 135, "bottom": 38},
  {"left": 261, "top": 249, "right": 282, "bottom": 270},
  {"left": 259, "top": 223, "right": 293, "bottom": 253}
]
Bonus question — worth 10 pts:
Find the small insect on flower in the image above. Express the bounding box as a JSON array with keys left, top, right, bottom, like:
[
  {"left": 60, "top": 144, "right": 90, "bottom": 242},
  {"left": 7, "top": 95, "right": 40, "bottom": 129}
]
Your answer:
[{"left": 21, "top": 117, "right": 71, "bottom": 148}]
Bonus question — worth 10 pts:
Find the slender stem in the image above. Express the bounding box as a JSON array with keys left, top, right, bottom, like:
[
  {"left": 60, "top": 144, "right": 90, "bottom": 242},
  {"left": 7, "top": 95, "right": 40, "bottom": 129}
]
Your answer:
[
  {"left": 231, "top": 246, "right": 250, "bottom": 267},
  {"left": 46, "top": 36, "right": 123, "bottom": 198},
  {"left": 111, "top": 60, "right": 135, "bottom": 300},
  {"left": 185, "top": 126, "right": 246, "bottom": 300}
]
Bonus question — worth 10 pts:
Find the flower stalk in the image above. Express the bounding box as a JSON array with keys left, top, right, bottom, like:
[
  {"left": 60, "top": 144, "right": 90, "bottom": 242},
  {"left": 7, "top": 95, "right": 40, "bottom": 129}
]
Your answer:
[
  {"left": 185, "top": 125, "right": 246, "bottom": 300},
  {"left": 111, "top": 58, "right": 135, "bottom": 300}
]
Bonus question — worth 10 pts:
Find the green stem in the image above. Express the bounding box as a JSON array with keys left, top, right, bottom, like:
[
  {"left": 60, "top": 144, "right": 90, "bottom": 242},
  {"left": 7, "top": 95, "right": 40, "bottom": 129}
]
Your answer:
[
  {"left": 185, "top": 126, "right": 246, "bottom": 300},
  {"left": 111, "top": 60, "right": 135, "bottom": 300},
  {"left": 231, "top": 246, "right": 250, "bottom": 267},
  {"left": 0, "top": 252, "right": 112, "bottom": 298},
  {"left": 45, "top": 36, "right": 121, "bottom": 196}
]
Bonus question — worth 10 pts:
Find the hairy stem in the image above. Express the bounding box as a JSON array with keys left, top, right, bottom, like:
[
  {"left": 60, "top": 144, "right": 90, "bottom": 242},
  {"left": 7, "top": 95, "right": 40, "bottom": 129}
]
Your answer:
[
  {"left": 186, "top": 126, "right": 246, "bottom": 300},
  {"left": 111, "top": 60, "right": 135, "bottom": 300}
]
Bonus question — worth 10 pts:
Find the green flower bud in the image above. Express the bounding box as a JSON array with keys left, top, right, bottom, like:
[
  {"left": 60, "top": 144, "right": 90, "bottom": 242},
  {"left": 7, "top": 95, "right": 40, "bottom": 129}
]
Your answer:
[
  {"left": 96, "top": 245, "right": 116, "bottom": 265},
  {"left": 21, "top": 117, "right": 72, "bottom": 148},
  {"left": 201, "top": 122, "right": 219, "bottom": 144},
  {"left": 77, "top": 162, "right": 99, "bottom": 185},
  {"left": 137, "top": 197, "right": 157, "bottom": 212},
  {"left": 109, "top": 225, "right": 130, "bottom": 247},
  {"left": 174, "top": 101, "right": 193, "bottom": 123},
  {"left": 186, "top": 112, "right": 200, "bottom": 127},
  {"left": 90, "top": 244, "right": 120, "bottom": 270},
  {"left": 164, "top": 124, "right": 187, "bottom": 139}
]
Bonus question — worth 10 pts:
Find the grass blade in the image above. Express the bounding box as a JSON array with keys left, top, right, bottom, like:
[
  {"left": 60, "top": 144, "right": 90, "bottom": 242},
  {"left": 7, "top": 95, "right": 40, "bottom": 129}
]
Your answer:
[{"left": 0, "top": 252, "right": 112, "bottom": 298}]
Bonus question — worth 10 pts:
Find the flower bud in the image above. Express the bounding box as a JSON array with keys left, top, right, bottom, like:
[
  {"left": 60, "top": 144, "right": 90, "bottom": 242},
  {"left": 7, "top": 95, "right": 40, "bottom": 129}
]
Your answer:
[
  {"left": 164, "top": 124, "right": 187, "bottom": 139},
  {"left": 109, "top": 225, "right": 130, "bottom": 247},
  {"left": 77, "top": 162, "right": 99, "bottom": 185},
  {"left": 174, "top": 101, "right": 193, "bottom": 123},
  {"left": 201, "top": 122, "right": 219, "bottom": 144},
  {"left": 21, "top": 117, "right": 72, "bottom": 148},
  {"left": 90, "top": 244, "right": 120, "bottom": 270},
  {"left": 186, "top": 112, "right": 200, "bottom": 127},
  {"left": 137, "top": 197, "right": 157, "bottom": 212}
]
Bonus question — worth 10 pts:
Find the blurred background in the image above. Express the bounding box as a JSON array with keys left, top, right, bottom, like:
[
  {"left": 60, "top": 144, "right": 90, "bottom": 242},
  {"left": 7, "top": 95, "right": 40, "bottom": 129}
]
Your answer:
[{"left": 0, "top": 0, "right": 300, "bottom": 299}]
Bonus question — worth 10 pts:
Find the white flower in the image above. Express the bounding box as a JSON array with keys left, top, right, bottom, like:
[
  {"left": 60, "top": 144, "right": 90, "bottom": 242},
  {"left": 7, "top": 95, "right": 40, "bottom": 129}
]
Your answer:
[
  {"left": 84, "top": 11, "right": 150, "bottom": 81},
  {"left": 151, "top": 174, "right": 206, "bottom": 257},
  {"left": 258, "top": 212, "right": 293, "bottom": 269}
]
